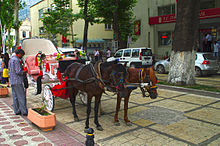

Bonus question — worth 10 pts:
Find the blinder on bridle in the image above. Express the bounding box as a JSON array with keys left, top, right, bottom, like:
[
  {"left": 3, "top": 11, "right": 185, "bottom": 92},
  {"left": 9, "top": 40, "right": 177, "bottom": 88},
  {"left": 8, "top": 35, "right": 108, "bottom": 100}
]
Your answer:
[
  {"left": 144, "top": 74, "right": 158, "bottom": 91},
  {"left": 110, "top": 71, "right": 126, "bottom": 91}
]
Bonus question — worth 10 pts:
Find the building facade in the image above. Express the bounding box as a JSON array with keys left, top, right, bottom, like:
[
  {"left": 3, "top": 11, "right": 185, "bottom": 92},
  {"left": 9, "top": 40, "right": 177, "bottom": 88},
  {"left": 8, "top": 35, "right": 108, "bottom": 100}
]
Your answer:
[
  {"left": 19, "top": 18, "right": 31, "bottom": 41},
  {"left": 30, "top": 0, "right": 114, "bottom": 54},
  {"left": 131, "top": 0, "right": 220, "bottom": 59}
]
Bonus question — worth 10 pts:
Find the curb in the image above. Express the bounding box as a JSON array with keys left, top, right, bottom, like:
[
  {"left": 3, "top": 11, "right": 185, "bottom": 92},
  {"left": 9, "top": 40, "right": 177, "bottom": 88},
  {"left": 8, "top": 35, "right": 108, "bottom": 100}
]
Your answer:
[{"left": 158, "top": 84, "right": 220, "bottom": 98}]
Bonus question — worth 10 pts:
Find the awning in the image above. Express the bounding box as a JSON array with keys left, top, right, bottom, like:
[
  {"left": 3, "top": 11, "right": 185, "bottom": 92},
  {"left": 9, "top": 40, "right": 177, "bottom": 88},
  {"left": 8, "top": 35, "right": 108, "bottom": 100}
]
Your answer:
[{"left": 76, "top": 39, "right": 105, "bottom": 43}]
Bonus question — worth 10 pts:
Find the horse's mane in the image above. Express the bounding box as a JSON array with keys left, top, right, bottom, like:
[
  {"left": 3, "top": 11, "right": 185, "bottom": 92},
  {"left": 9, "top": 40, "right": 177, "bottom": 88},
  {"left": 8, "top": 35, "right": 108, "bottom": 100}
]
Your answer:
[{"left": 99, "top": 60, "right": 127, "bottom": 77}]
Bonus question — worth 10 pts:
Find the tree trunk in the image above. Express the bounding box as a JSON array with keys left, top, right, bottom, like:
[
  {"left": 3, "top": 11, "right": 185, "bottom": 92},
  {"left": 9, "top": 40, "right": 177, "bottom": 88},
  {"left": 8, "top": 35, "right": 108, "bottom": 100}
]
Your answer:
[
  {"left": 14, "top": 0, "right": 19, "bottom": 48},
  {"left": 83, "top": 0, "right": 88, "bottom": 53},
  {"left": 168, "top": 0, "right": 200, "bottom": 85},
  {"left": 112, "top": 0, "right": 127, "bottom": 49}
]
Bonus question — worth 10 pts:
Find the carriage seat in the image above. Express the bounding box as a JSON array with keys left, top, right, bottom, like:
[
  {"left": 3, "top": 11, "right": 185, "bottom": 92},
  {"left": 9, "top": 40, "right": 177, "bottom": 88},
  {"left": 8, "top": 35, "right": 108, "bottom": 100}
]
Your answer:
[{"left": 25, "top": 56, "right": 40, "bottom": 75}]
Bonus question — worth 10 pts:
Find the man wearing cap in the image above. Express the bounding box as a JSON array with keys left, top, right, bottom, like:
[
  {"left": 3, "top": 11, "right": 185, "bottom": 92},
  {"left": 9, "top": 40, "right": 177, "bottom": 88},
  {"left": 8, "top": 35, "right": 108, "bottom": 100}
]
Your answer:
[{"left": 9, "top": 49, "right": 28, "bottom": 116}]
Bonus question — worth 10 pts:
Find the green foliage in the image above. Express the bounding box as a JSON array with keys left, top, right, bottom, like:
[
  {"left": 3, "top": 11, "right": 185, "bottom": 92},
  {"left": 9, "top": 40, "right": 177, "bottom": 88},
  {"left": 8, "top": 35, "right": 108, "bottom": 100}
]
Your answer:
[
  {"left": 0, "top": 0, "right": 25, "bottom": 51},
  {"left": 41, "top": 0, "right": 75, "bottom": 44},
  {"left": 94, "top": 0, "right": 137, "bottom": 42},
  {"left": 76, "top": 0, "right": 100, "bottom": 25}
]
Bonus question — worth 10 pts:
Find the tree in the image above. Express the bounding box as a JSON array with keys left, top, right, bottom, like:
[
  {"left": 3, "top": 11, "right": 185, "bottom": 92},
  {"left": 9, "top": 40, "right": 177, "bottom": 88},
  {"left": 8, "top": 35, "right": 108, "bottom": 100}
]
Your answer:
[
  {"left": 42, "top": 0, "right": 75, "bottom": 47},
  {"left": 14, "top": 0, "right": 19, "bottom": 48},
  {"left": 0, "top": 0, "right": 23, "bottom": 52},
  {"left": 168, "top": 0, "right": 200, "bottom": 85},
  {"left": 95, "top": 0, "right": 137, "bottom": 49},
  {"left": 76, "top": 0, "right": 100, "bottom": 53}
]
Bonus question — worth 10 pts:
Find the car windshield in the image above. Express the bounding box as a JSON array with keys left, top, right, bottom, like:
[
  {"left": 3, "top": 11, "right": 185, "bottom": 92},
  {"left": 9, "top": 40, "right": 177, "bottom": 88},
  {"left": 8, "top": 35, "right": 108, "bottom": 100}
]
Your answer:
[
  {"left": 141, "top": 49, "right": 152, "bottom": 56},
  {"left": 203, "top": 54, "right": 216, "bottom": 60}
]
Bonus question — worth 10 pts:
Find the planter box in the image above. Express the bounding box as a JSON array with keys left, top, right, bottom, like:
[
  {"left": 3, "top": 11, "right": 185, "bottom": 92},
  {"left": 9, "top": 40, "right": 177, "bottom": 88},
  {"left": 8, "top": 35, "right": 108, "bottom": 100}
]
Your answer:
[
  {"left": 0, "top": 87, "right": 9, "bottom": 97},
  {"left": 27, "top": 108, "right": 56, "bottom": 131}
]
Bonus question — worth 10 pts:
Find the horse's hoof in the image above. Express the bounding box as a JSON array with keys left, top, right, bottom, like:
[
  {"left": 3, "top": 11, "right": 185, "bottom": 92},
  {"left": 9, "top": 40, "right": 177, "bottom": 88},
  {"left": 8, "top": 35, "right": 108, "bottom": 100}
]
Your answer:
[
  {"left": 114, "top": 122, "right": 120, "bottom": 126},
  {"left": 74, "top": 117, "right": 79, "bottom": 122},
  {"left": 126, "top": 122, "right": 132, "bottom": 126},
  {"left": 96, "top": 126, "right": 103, "bottom": 131}
]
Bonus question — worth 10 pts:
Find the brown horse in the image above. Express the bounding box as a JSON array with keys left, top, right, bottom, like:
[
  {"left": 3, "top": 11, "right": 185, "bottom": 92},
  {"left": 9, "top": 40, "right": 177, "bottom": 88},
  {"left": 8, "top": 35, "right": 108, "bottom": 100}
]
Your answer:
[
  {"left": 65, "top": 60, "right": 128, "bottom": 131},
  {"left": 114, "top": 66, "right": 158, "bottom": 126}
]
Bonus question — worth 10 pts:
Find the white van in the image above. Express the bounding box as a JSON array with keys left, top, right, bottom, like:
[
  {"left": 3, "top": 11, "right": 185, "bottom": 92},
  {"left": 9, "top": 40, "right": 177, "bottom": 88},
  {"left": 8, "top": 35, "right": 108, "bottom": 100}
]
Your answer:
[{"left": 107, "top": 47, "right": 153, "bottom": 68}]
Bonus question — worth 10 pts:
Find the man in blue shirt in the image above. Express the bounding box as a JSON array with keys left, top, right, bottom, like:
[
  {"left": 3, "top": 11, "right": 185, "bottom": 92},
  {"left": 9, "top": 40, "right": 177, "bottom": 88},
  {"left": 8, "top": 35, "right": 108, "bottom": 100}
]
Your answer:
[{"left": 9, "top": 49, "right": 28, "bottom": 116}]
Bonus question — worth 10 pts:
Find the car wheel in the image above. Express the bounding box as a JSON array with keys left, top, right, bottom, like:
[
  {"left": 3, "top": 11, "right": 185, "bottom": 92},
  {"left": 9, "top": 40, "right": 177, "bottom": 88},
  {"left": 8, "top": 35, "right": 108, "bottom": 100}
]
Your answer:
[
  {"left": 156, "top": 65, "right": 165, "bottom": 74},
  {"left": 195, "top": 67, "right": 202, "bottom": 77}
]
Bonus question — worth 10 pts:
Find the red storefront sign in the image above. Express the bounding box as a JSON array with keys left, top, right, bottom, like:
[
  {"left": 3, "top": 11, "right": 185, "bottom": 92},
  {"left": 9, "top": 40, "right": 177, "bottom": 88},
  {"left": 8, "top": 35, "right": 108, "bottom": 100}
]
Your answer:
[
  {"left": 134, "top": 20, "right": 141, "bottom": 35},
  {"left": 149, "top": 8, "right": 220, "bottom": 25}
]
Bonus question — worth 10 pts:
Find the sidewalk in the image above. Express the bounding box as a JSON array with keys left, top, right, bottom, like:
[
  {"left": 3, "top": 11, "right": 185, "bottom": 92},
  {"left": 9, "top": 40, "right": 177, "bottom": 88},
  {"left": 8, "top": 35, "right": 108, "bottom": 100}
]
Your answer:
[{"left": 0, "top": 95, "right": 85, "bottom": 146}]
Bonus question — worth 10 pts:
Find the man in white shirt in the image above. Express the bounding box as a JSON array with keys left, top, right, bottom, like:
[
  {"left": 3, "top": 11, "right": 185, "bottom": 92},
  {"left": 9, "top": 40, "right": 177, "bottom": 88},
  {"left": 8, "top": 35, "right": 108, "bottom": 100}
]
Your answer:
[
  {"left": 94, "top": 49, "right": 99, "bottom": 62},
  {"left": 213, "top": 41, "right": 219, "bottom": 59},
  {"left": 106, "top": 47, "right": 111, "bottom": 59},
  {"left": 206, "top": 33, "right": 212, "bottom": 52}
]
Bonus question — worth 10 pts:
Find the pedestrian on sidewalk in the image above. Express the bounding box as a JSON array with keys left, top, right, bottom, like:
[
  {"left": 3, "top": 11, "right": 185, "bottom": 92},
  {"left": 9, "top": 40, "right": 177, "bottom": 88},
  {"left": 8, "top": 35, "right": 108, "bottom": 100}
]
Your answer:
[
  {"left": 2, "top": 53, "right": 10, "bottom": 87},
  {"left": 8, "top": 49, "right": 28, "bottom": 116},
  {"left": 213, "top": 41, "right": 219, "bottom": 58}
]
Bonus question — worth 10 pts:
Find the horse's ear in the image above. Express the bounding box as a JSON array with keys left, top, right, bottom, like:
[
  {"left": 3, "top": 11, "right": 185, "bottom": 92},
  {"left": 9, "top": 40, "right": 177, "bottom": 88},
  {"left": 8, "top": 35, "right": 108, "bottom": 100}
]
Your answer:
[{"left": 124, "top": 62, "right": 127, "bottom": 67}]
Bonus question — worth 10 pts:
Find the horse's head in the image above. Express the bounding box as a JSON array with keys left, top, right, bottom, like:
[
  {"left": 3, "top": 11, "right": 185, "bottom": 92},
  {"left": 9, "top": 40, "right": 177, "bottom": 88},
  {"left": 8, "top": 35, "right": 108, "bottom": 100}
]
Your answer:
[
  {"left": 144, "top": 67, "right": 158, "bottom": 99},
  {"left": 100, "top": 60, "right": 128, "bottom": 98}
]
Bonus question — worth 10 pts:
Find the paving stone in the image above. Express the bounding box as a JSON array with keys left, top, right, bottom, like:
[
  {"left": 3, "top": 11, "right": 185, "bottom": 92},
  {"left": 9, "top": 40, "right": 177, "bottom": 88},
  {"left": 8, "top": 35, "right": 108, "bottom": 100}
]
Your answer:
[
  {"left": 14, "top": 140, "right": 28, "bottom": 145},
  {"left": 148, "top": 99, "right": 200, "bottom": 112},
  {"left": 13, "top": 120, "right": 25, "bottom": 123},
  {"left": 0, "top": 138, "right": 6, "bottom": 142},
  {"left": 26, "top": 132, "right": 39, "bottom": 136},
  {"left": 31, "top": 137, "right": 45, "bottom": 142},
  {"left": 10, "top": 135, "right": 23, "bottom": 140},
  {"left": 6, "top": 130, "right": 18, "bottom": 134},
  {"left": 132, "top": 106, "right": 186, "bottom": 125},
  {"left": 184, "top": 107, "right": 220, "bottom": 125},
  {"left": 150, "top": 118, "right": 220, "bottom": 144},
  {"left": 0, "top": 118, "right": 7, "bottom": 121},
  {"left": 2, "top": 125, "right": 14, "bottom": 129},
  {"left": 10, "top": 116, "right": 20, "bottom": 119},
  {"left": 173, "top": 94, "right": 218, "bottom": 105},
  {"left": 17, "top": 123, "right": 28, "bottom": 127},
  {"left": 38, "top": 143, "right": 53, "bottom": 146},
  {"left": 21, "top": 127, "right": 33, "bottom": 131},
  {"left": 0, "top": 121, "right": 10, "bottom": 125}
]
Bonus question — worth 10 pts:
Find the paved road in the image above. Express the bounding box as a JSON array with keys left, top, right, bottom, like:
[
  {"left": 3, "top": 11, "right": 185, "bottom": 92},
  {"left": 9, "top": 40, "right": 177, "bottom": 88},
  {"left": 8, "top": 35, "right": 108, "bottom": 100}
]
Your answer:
[{"left": 25, "top": 84, "right": 220, "bottom": 146}]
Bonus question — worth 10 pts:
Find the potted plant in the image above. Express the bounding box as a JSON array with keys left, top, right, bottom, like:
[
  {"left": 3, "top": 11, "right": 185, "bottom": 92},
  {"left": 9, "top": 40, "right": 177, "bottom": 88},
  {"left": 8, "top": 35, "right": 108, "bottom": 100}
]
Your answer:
[
  {"left": 27, "top": 105, "right": 56, "bottom": 131},
  {"left": 0, "top": 85, "right": 9, "bottom": 97}
]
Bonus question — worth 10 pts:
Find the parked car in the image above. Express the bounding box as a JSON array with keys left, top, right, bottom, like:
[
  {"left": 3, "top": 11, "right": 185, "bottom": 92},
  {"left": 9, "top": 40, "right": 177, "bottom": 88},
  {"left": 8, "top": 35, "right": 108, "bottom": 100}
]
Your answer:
[
  {"left": 58, "top": 47, "right": 91, "bottom": 64},
  {"left": 154, "top": 52, "right": 219, "bottom": 76},
  {"left": 107, "top": 47, "right": 153, "bottom": 67}
]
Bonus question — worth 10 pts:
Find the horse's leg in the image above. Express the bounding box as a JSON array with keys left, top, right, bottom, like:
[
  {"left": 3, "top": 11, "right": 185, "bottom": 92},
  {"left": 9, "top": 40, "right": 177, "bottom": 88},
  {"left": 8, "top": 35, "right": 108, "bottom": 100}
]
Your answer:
[
  {"left": 85, "top": 96, "right": 92, "bottom": 132},
  {"left": 94, "top": 94, "right": 103, "bottom": 131},
  {"left": 124, "top": 91, "right": 132, "bottom": 126},
  {"left": 69, "top": 88, "right": 79, "bottom": 121},
  {"left": 114, "top": 94, "right": 121, "bottom": 126}
]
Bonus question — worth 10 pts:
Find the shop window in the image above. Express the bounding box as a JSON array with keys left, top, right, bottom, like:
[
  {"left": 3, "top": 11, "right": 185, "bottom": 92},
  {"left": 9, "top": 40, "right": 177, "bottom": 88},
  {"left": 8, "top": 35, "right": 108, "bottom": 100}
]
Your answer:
[
  {"left": 124, "top": 49, "right": 131, "bottom": 57},
  {"left": 105, "top": 24, "right": 112, "bottom": 30},
  {"left": 39, "top": 9, "right": 44, "bottom": 19},
  {"left": 132, "top": 49, "right": 140, "bottom": 58},
  {"left": 23, "top": 31, "right": 26, "bottom": 38},
  {"left": 200, "top": 0, "right": 215, "bottom": 10},
  {"left": 158, "top": 4, "right": 175, "bottom": 16},
  {"left": 158, "top": 31, "right": 173, "bottom": 46}
]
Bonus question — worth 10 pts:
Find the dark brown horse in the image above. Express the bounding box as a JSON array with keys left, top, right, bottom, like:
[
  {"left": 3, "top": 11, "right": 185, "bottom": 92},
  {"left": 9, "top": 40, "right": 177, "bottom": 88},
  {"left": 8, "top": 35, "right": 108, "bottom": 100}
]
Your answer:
[
  {"left": 114, "top": 66, "right": 158, "bottom": 126},
  {"left": 65, "top": 60, "right": 128, "bottom": 131}
]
